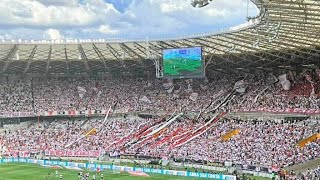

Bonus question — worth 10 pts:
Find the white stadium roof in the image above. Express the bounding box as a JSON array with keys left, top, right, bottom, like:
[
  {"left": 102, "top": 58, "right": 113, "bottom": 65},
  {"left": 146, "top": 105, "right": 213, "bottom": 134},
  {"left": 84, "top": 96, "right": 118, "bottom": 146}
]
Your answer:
[{"left": 1, "top": 0, "right": 320, "bottom": 75}]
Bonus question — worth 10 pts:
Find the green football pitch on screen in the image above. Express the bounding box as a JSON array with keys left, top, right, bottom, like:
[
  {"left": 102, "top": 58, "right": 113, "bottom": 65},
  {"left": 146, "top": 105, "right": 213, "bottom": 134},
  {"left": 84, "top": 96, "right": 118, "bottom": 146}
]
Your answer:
[{"left": 163, "top": 47, "right": 203, "bottom": 78}]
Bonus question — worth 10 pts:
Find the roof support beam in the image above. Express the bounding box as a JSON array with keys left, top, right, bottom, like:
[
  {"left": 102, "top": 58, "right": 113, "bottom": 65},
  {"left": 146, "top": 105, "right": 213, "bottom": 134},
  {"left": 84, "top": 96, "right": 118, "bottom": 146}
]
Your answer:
[
  {"left": 106, "top": 43, "right": 121, "bottom": 61},
  {"left": 214, "top": 36, "right": 303, "bottom": 66},
  {"left": 173, "top": 39, "right": 240, "bottom": 67},
  {"left": 237, "top": 30, "right": 320, "bottom": 59},
  {"left": 23, "top": 45, "right": 37, "bottom": 75},
  {"left": 46, "top": 45, "right": 52, "bottom": 74},
  {"left": 78, "top": 44, "right": 91, "bottom": 73},
  {"left": 221, "top": 34, "right": 308, "bottom": 63},
  {"left": 119, "top": 43, "right": 144, "bottom": 60},
  {"left": 92, "top": 44, "right": 107, "bottom": 69},
  {"left": 157, "top": 41, "right": 178, "bottom": 49},
  {"left": 132, "top": 42, "right": 148, "bottom": 56},
  {"left": 192, "top": 38, "right": 258, "bottom": 66},
  {"left": 1, "top": 44, "right": 19, "bottom": 74},
  {"left": 65, "top": 46, "right": 69, "bottom": 74}
]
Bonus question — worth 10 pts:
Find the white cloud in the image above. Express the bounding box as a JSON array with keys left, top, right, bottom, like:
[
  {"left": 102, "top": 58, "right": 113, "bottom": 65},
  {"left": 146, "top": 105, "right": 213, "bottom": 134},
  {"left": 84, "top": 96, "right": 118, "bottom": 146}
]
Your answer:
[
  {"left": 98, "top": 25, "right": 119, "bottom": 35},
  {"left": 36, "top": 0, "right": 79, "bottom": 6},
  {"left": 0, "top": 0, "right": 259, "bottom": 40},
  {"left": 160, "top": 2, "right": 186, "bottom": 13},
  {"left": 0, "top": 0, "right": 120, "bottom": 27},
  {"left": 44, "top": 29, "right": 63, "bottom": 40}
]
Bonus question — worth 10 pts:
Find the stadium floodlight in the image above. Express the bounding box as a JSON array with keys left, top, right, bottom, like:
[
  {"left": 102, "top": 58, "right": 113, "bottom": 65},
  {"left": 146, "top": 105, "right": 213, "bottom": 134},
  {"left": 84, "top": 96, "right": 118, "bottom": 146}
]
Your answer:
[{"left": 191, "top": 0, "right": 212, "bottom": 8}]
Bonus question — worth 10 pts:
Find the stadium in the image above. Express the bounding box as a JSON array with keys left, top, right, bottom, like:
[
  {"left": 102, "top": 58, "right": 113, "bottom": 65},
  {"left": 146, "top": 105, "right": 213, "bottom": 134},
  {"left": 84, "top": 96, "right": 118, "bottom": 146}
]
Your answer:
[{"left": 0, "top": 0, "right": 320, "bottom": 179}]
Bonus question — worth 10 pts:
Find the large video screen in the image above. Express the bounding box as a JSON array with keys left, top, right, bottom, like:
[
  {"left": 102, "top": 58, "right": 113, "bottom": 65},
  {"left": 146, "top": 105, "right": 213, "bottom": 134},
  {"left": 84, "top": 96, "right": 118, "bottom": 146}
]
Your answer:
[{"left": 163, "top": 47, "right": 204, "bottom": 78}]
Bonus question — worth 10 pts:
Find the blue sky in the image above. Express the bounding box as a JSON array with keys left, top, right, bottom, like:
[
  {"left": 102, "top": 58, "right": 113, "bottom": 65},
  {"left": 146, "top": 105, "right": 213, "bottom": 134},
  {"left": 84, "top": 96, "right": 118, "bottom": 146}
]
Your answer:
[{"left": 0, "top": 0, "right": 258, "bottom": 41}]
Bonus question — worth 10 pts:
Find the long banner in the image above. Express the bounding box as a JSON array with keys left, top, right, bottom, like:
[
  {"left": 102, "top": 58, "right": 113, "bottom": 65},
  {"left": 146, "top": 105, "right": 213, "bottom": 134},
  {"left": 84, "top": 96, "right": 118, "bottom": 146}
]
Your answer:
[
  {"left": 5, "top": 150, "right": 101, "bottom": 158},
  {"left": 236, "top": 108, "right": 320, "bottom": 115},
  {"left": 44, "top": 150, "right": 100, "bottom": 157},
  {"left": 1, "top": 107, "right": 320, "bottom": 118},
  {"left": 0, "top": 158, "right": 236, "bottom": 180}
]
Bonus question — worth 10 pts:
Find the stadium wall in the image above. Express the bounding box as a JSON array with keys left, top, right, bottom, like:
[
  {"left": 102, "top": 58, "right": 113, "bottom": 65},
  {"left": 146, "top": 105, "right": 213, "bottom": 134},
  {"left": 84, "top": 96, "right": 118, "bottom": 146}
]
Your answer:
[{"left": 0, "top": 158, "right": 237, "bottom": 180}]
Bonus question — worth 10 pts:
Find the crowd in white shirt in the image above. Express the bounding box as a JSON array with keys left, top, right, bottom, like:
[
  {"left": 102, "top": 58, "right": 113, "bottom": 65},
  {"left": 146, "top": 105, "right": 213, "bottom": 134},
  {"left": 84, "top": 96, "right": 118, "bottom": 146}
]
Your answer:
[{"left": 1, "top": 117, "right": 319, "bottom": 170}]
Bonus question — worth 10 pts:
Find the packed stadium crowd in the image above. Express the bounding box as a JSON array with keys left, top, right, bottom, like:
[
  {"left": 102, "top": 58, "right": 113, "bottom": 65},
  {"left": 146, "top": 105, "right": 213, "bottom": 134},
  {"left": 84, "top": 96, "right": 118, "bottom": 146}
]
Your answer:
[
  {"left": 0, "top": 71, "right": 320, "bottom": 178},
  {"left": 0, "top": 116, "right": 319, "bottom": 171},
  {"left": 0, "top": 71, "right": 319, "bottom": 116},
  {"left": 284, "top": 166, "right": 320, "bottom": 180}
]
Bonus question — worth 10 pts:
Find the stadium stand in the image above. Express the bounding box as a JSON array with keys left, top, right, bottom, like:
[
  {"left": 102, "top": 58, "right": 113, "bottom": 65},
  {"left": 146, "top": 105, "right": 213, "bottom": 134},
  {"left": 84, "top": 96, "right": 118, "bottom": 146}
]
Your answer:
[
  {"left": 1, "top": 0, "right": 320, "bottom": 179},
  {"left": 0, "top": 114, "right": 319, "bottom": 171},
  {"left": 0, "top": 70, "right": 319, "bottom": 115}
]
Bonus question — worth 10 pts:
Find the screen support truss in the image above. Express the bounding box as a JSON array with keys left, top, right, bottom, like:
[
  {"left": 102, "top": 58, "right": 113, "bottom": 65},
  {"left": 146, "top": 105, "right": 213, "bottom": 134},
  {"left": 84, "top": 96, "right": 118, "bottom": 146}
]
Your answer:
[{"left": 154, "top": 59, "right": 163, "bottom": 78}]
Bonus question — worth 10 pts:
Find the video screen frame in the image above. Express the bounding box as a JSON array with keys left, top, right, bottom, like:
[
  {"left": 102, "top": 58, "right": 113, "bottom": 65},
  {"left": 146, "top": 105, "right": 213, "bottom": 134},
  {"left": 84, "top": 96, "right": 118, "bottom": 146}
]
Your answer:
[{"left": 162, "top": 46, "right": 205, "bottom": 79}]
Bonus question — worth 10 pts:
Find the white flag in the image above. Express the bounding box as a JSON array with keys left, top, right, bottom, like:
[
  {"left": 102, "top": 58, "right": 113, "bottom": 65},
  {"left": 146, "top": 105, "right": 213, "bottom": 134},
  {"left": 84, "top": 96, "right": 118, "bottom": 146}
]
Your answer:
[
  {"left": 278, "top": 74, "right": 291, "bottom": 91},
  {"left": 139, "top": 96, "right": 151, "bottom": 103},
  {"left": 234, "top": 80, "right": 246, "bottom": 93},
  {"left": 77, "top": 86, "right": 86, "bottom": 99},
  {"left": 189, "top": 92, "right": 198, "bottom": 101}
]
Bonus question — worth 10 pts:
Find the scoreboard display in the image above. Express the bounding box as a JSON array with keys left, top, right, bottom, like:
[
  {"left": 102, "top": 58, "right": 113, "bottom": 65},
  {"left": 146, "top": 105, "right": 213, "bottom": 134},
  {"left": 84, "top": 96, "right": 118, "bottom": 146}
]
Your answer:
[{"left": 162, "top": 47, "right": 204, "bottom": 78}]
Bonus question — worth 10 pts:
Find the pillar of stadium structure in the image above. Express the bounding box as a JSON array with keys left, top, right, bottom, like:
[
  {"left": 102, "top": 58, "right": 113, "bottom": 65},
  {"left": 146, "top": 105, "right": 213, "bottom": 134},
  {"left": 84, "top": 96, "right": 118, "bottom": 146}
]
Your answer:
[
  {"left": 23, "top": 45, "right": 37, "bottom": 76},
  {"left": 78, "top": 44, "right": 91, "bottom": 74},
  {"left": 146, "top": 37, "right": 163, "bottom": 78},
  {"left": 45, "top": 45, "right": 52, "bottom": 75},
  {"left": 92, "top": 44, "right": 108, "bottom": 70},
  {"left": 204, "top": 54, "right": 214, "bottom": 69},
  {"left": 1, "top": 44, "right": 19, "bottom": 74},
  {"left": 64, "top": 45, "right": 69, "bottom": 75}
]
